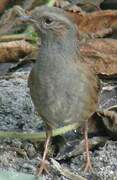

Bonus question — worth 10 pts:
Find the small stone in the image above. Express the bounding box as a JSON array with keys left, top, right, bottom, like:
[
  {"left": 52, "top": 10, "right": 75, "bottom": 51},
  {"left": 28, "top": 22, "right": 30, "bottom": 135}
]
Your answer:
[{"left": 23, "top": 143, "right": 36, "bottom": 158}]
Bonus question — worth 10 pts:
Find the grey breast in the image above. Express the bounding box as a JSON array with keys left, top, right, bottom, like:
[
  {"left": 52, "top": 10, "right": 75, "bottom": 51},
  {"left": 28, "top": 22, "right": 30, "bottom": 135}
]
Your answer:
[{"left": 28, "top": 59, "right": 98, "bottom": 129}]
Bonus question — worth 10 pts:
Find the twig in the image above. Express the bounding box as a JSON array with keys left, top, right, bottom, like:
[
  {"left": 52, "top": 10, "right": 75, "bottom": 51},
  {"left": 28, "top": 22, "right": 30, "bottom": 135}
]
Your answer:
[
  {"left": 51, "top": 158, "right": 86, "bottom": 180},
  {"left": 0, "top": 34, "right": 33, "bottom": 42},
  {"left": 0, "top": 122, "right": 79, "bottom": 142}
]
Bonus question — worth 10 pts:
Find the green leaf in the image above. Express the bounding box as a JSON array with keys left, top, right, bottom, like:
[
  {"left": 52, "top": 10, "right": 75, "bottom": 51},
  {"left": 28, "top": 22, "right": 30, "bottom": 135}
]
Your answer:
[{"left": 47, "top": 0, "right": 55, "bottom": 7}]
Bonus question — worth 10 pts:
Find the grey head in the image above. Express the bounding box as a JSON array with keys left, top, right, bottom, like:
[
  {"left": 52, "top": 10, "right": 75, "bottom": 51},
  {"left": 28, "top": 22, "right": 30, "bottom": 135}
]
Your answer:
[
  {"left": 29, "top": 6, "right": 78, "bottom": 41},
  {"left": 20, "top": 6, "right": 80, "bottom": 58}
]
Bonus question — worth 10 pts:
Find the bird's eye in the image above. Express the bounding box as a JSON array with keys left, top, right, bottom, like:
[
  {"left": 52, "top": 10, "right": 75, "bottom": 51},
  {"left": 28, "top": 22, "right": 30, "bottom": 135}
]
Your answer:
[{"left": 44, "top": 17, "right": 53, "bottom": 25}]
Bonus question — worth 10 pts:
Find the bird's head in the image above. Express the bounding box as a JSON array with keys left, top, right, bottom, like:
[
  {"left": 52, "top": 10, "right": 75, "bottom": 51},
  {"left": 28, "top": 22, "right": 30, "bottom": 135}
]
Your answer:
[{"left": 21, "top": 6, "right": 78, "bottom": 41}]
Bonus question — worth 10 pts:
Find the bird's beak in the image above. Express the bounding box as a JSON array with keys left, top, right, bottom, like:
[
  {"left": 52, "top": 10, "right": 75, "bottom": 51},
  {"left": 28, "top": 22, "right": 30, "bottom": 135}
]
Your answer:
[{"left": 18, "top": 15, "right": 36, "bottom": 23}]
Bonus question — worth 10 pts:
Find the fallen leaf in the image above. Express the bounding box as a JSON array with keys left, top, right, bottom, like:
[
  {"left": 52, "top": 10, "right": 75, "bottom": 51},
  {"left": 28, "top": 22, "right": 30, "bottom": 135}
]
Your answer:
[
  {"left": 0, "top": 40, "right": 35, "bottom": 62},
  {"left": 68, "top": 10, "right": 117, "bottom": 34},
  {"left": 80, "top": 38, "right": 117, "bottom": 75}
]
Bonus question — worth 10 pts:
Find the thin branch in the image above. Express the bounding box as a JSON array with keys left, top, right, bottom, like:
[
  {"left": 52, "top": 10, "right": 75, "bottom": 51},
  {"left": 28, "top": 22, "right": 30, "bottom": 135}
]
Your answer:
[
  {"left": 0, "top": 34, "right": 32, "bottom": 42},
  {"left": 0, "top": 122, "right": 79, "bottom": 142},
  {"left": 51, "top": 158, "right": 86, "bottom": 180}
]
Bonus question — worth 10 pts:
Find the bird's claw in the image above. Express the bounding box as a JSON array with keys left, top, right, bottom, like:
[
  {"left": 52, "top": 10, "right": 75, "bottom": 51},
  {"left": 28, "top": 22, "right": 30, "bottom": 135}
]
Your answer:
[
  {"left": 36, "top": 160, "right": 50, "bottom": 175},
  {"left": 84, "top": 160, "right": 93, "bottom": 172},
  {"left": 83, "top": 151, "right": 93, "bottom": 172}
]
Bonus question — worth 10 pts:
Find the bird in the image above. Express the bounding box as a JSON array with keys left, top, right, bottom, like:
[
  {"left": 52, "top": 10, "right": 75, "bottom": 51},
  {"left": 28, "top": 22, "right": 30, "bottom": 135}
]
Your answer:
[{"left": 23, "top": 5, "right": 100, "bottom": 175}]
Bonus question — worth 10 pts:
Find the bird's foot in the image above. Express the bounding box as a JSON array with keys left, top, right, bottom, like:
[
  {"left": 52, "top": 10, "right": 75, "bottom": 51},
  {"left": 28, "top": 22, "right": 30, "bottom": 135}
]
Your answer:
[
  {"left": 84, "top": 158, "right": 93, "bottom": 172},
  {"left": 36, "top": 159, "right": 49, "bottom": 175},
  {"left": 83, "top": 151, "right": 93, "bottom": 172}
]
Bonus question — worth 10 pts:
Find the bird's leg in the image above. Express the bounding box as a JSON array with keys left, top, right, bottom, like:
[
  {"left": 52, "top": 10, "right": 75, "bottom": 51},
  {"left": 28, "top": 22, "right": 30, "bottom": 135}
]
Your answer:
[
  {"left": 36, "top": 128, "right": 52, "bottom": 175},
  {"left": 84, "top": 121, "right": 93, "bottom": 172}
]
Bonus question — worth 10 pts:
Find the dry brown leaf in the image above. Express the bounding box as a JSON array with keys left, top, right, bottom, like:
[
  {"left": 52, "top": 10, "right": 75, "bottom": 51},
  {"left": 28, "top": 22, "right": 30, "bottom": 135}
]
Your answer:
[
  {"left": 0, "top": 40, "right": 35, "bottom": 62},
  {"left": 80, "top": 38, "right": 117, "bottom": 75},
  {"left": 0, "top": 6, "right": 27, "bottom": 35},
  {"left": 68, "top": 10, "right": 117, "bottom": 34},
  {"left": 0, "top": 0, "right": 9, "bottom": 13}
]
